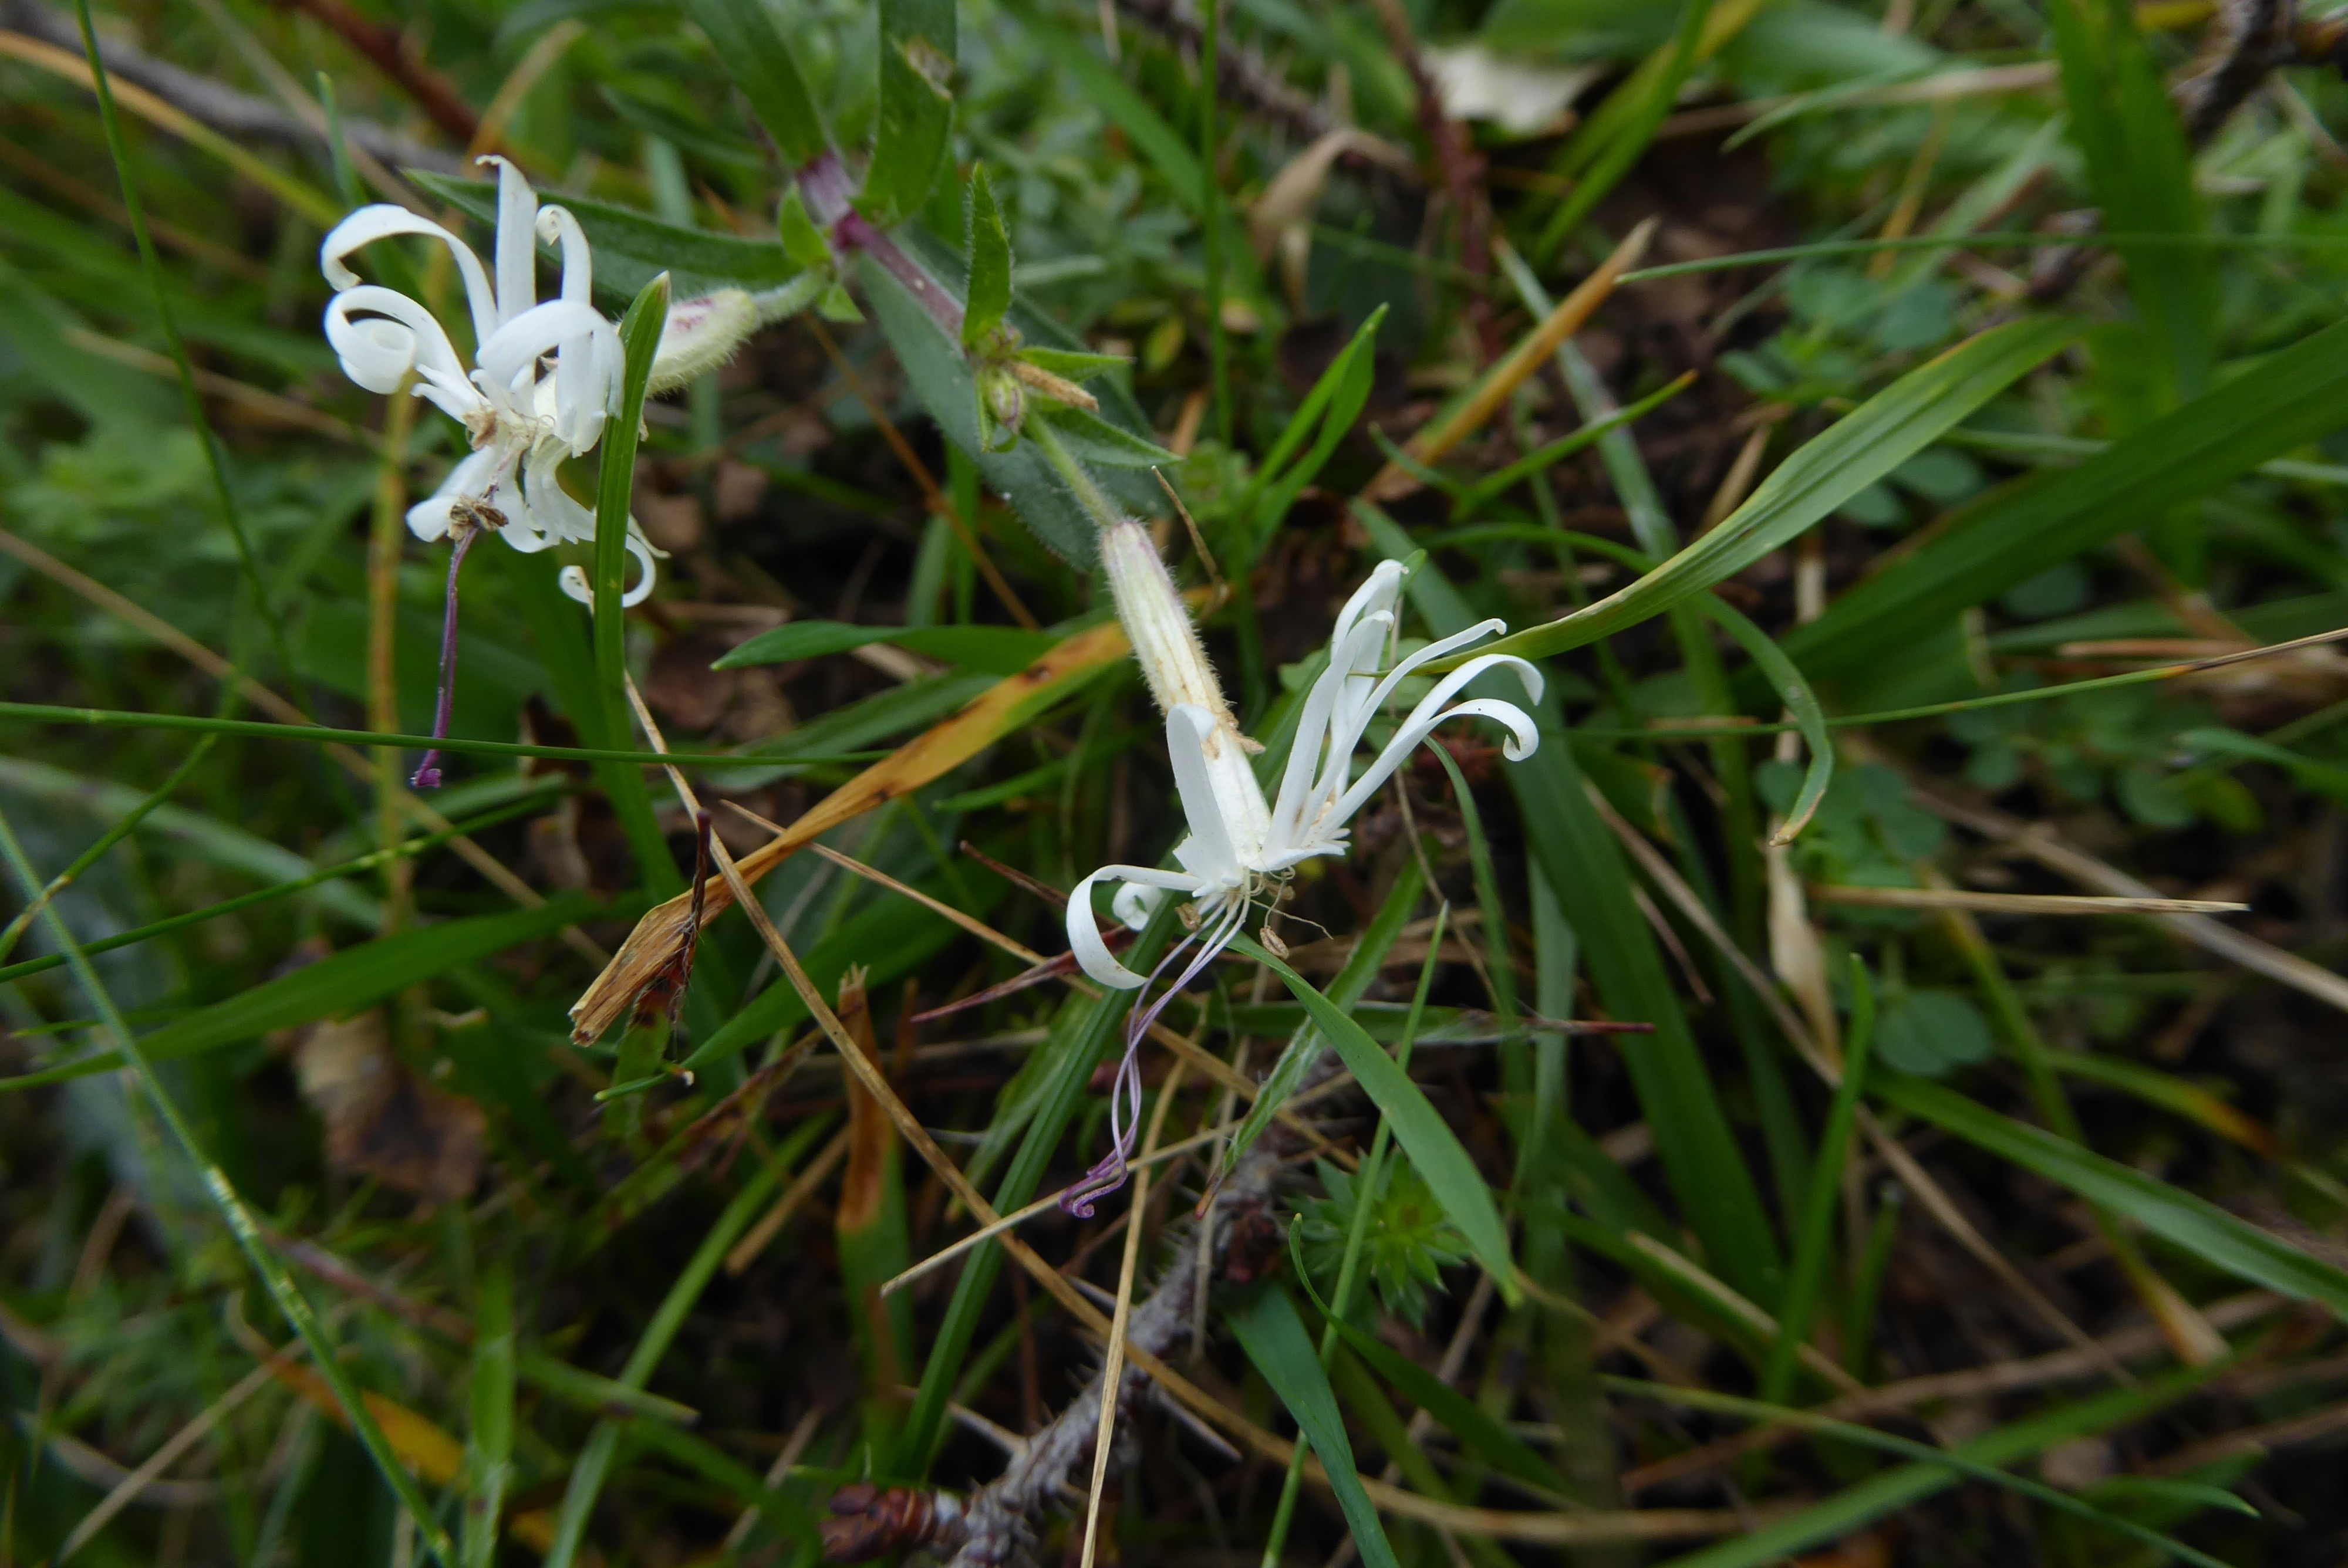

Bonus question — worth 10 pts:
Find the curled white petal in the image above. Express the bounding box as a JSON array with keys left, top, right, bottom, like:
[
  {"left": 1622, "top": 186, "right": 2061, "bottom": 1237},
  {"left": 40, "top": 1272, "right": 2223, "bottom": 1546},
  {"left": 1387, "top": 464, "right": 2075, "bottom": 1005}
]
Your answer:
[
  {"left": 1110, "top": 882, "right": 1163, "bottom": 930},
  {"left": 1328, "top": 653, "right": 1544, "bottom": 827},
  {"left": 537, "top": 204, "right": 594, "bottom": 305},
  {"left": 323, "top": 285, "right": 468, "bottom": 396},
  {"left": 319, "top": 204, "right": 497, "bottom": 344},
  {"left": 1066, "top": 865, "right": 1203, "bottom": 988},
  {"left": 477, "top": 300, "right": 616, "bottom": 407},
  {"left": 483, "top": 155, "right": 539, "bottom": 330},
  {"left": 555, "top": 525, "right": 664, "bottom": 607}
]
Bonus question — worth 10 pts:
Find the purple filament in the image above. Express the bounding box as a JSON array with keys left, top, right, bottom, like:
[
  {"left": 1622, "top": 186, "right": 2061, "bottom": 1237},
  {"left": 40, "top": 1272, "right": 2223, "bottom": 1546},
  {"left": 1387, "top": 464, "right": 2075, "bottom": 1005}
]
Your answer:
[
  {"left": 409, "top": 523, "right": 480, "bottom": 790},
  {"left": 1059, "top": 901, "right": 1246, "bottom": 1219}
]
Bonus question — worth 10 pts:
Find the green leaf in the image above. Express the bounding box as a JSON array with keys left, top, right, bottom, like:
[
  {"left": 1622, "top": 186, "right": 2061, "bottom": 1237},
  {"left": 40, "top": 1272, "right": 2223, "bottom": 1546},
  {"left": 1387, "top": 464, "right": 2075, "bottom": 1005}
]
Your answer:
[
  {"left": 713, "top": 621, "right": 1058, "bottom": 674},
  {"left": 893, "top": 903, "right": 1184, "bottom": 1475},
  {"left": 1461, "top": 316, "right": 2080, "bottom": 667},
  {"left": 1693, "top": 595, "right": 1831, "bottom": 840},
  {"left": 993, "top": 0, "right": 1206, "bottom": 214},
  {"left": 963, "top": 164, "right": 1012, "bottom": 350},
  {"left": 1878, "top": 1075, "right": 2348, "bottom": 1312},
  {"left": 594, "top": 274, "right": 681, "bottom": 898},
  {"left": 1020, "top": 347, "right": 1128, "bottom": 379},
  {"left": 678, "top": 0, "right": 831, "bottom": 166},
  {"left": 1, "top": 896, "right": 612, "bottom": 1090},
  {"left": 1231, "top": 935, "right": 1519, "bottom": 1303},
  {"left": 777, "top": 185, "right": 832, "bottom": 268},
  {"left": 863, "top": 0, "right": 957, "bottom": 227},
  {"left": 1289, "top": 1237, "right": 1572, "bottom": 1499},
  {"left": 1654, "top": 1367, "right": 2217, "bottom": 1568},
  {"left": 1225, "top": 859, "right": 1423, "bottom": 1167},
  {"left": 410, "top": 173, "right": 803, "bottom": 302},
  {"left": 858, "top": 237, "right": 1162, "bottom": 565},
  {"left": 1611, "top": 1376, "right": 2234, "bottom": 1568},
  {"left": 1874, "top": 989, "right": 1994, "bottom": 1077},
  {"left": 1356, "top": 504, "right": 1783, "bottom": 1302},
  {"left": 460, "top": 1260, "right": 516, "bottom": 1568},
  {"left": 2047, "top": 0, "right": 2214, "bottom": 399},
  {"left": 1250, "top": 307, "right": 1385, "bottom": 549},
  {"left": 1226, "top": 1285, "right": 1401, "bottom": 1568},
  {"left": 1533, "top": 0, "right": 1712, "bottom": 262},
  {"left": 1037, "top": 406, "right": 1179, "bottom": 467},
  {"left": 1787, "top": 313, "right": 2348, "bottom": 681}
]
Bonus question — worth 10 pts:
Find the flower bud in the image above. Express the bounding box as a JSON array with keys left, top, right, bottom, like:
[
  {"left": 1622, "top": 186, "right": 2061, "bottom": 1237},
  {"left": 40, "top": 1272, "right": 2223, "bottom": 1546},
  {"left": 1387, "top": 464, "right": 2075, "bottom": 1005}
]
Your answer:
[
  {"left": 983, "top": 366, "right": 1024, "bottom": 437},
  {"left": 1099, "top": 517, "right": 1229, "bottom": 724},
  {"left": 647, "top": 288, "right": 758, "bottom": 392}
]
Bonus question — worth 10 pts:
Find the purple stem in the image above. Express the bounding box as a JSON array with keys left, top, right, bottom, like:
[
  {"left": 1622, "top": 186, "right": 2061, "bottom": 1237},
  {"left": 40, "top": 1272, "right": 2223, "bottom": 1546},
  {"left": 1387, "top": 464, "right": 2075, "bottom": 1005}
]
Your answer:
[
  {"left": 1059, "top": 904, "right": 1244, "bottom": 1219},
  {"left": 801, "top": 151, "right": 966, "bottom": 342},
  {"left": 409, "top": 523, "right": 480, "bottom": 790}
]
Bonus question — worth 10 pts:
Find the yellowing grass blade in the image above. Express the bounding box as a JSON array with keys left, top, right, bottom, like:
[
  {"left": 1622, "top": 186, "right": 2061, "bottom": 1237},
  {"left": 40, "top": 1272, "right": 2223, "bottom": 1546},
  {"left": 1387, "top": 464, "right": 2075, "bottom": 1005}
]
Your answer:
[{"left": 569, "top": 615, "right": 1131, "bottom": 1043}]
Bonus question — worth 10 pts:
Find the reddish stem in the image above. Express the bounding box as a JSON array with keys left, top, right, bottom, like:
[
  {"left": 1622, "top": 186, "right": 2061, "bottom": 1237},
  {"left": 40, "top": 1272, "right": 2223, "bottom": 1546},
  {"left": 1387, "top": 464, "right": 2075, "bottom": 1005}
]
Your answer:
[{"left": 409, "top": 523, "right": 479, "bottom": 789}]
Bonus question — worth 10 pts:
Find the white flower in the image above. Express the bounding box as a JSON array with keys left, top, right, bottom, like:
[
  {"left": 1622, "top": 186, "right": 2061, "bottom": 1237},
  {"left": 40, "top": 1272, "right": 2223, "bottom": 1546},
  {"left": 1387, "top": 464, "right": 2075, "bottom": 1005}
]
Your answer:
[
  {"left": 1049, "top": 522, "right": 1540, "bottom": 1216},
  {"left": 1066, "top": 528, "right": 1543, "bottom": 991},
  {"left": 319, "top": 155, "right": 663, "bottom": 606}
]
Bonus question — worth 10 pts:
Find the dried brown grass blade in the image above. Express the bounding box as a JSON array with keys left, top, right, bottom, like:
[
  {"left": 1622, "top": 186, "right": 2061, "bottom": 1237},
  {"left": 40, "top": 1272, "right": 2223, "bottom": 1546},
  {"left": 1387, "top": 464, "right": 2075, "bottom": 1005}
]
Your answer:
[
  {"left": 1811, "top": 884, "right": 2249, "bottom": 916},
  {"left": 569, "top": 616, "right": 1133, "bottom": 1043},
  {"left": 1080, "top": 1062, "right": 1185, "bottom": 1568},
  {"left": 1361, "top": 219, "right": 1654, "bottom": 502}
]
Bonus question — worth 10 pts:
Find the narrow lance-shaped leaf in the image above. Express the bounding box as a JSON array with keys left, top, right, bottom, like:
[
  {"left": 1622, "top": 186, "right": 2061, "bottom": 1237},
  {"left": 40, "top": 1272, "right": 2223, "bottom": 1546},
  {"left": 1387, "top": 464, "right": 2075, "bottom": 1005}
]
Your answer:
[
  {"left": 1357, "top": 503, "right": 1784, "bottom": 1302},
  {"left": 593, "top": 273, "right": 681, "bottom": 898},
  {"left": 1455, "top": 316, "right": 2080, "bottom": 667},
  {"left": 460, "top": 1259, "right": 517, "bottom": 1568},
  {"left": 679, "top": 0, "right": 831, "bottom": 167},
  {"left": 1232, "top": 935, "right": 1520, "bottom": 1306},
  {"left": 962, "top": 164, "right": 1012, "bottom": 350},
  {"left": 863, "top": 0, "right": 957, "bottom": 227},
  {"left": 1227, "top": 1285, "right": 1401, "bottom": 1568},
  {"left": 410, "top": 173, "right": 804, "bottom": 301}
]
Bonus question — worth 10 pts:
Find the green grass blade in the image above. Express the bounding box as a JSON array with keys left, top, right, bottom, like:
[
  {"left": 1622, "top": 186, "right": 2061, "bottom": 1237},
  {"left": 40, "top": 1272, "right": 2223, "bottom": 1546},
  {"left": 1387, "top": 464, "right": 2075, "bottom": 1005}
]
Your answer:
[
  {"left": 1226, "top": 857, "right": 1425, "bottom": 1168},
  {"left": 0, "top": 701, "right": 884, "bottom": 769},
  {"left": 1787, "top": 313, "right": 2348, "bottom": 681},
  {"left": 892, "top": 901, "right": 1182, "bottom": 1474},
  {"left": 1227, "top": 1284, "right": 1401, "bottom": 1568},
  {"left": 1693, "top": 597, "right": 1832, "bottom": 841},
  {"left": 1290, "top": 1234, "right": 1573, "bottom": 1500},
  {"left": 1230, "top": 935, "right": 1518, "bottom": 1305},
  {"left": 593, "top": 274, "right": 680, "bottom": 898},
  {"left": 1759, "top": 961, "right": 1874, "bottom": 1407},
  {"left": 1878, "top": 1076, "right": 2348, "bottom": 1311},
  {"left": 0, "top": 792, "right": 554, "bottom": 986},
  {"left": 1357, "top": 505, "right": 1783, "bottom": 1300},
  {"left": 0, "top": 802, "right": 458, "bottom": 1567},
  {"left": 543, "top": 1138, "right": 795, "bottom": 1568},
  {"left": 1610, "top": 1376, "right": 2234, "bottom": 1568},
  {"left": 71, "top": 0, "right": 295, "bottom": 686},
  {"left": 460, "top": 1258, "right": 516, "bottom": 1568},
  {"left": 0, "top": 895, "right": 610, "bottom": 1091},
  {"left": 1652, "top": 1366, "right": 2217, "bottom": 1568},
  {"left": 1454, "top": 317, "right": 2080, "bottom": 668}
]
